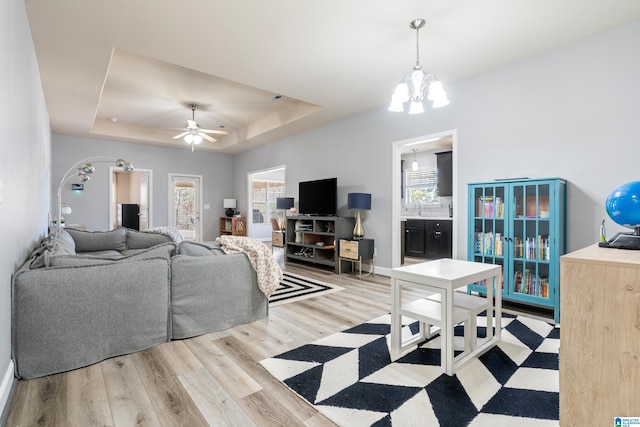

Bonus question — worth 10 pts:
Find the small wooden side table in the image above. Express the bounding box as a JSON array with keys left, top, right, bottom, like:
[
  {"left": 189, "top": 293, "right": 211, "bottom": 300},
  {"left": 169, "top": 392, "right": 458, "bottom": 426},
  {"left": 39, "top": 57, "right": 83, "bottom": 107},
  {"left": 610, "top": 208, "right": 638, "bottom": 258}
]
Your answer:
[
  {"left": 220, "top": 216, "right": 246, "bottom": 236},
  {"left": 338, "top": 238, "right": 374, "bottom": 279},
  {"left": 271, "top": 231, "right": 285, "bottom": 252}
]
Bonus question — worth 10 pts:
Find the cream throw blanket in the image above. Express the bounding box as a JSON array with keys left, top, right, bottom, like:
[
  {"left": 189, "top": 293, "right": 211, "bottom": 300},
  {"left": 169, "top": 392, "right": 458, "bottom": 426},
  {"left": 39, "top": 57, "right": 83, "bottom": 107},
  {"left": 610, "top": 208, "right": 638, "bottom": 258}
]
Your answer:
[{"left": 215, "top": 235, "right": 283, "bottom": 298}]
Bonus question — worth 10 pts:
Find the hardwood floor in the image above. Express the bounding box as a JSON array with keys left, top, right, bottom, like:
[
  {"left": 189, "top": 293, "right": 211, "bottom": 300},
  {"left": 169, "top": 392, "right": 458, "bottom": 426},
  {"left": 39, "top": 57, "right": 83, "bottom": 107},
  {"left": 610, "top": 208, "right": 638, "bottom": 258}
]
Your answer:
[
  {"left": 5, "top": 258, "right": 399, "bottom": 427},
  {"left": 5, "top": 250, "right": 553, "bottom": 426}
]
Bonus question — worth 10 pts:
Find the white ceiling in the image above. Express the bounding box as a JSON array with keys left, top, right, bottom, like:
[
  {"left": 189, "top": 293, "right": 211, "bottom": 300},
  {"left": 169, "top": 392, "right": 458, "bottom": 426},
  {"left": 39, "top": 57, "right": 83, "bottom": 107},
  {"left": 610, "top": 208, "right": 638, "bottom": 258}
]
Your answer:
[{"left": 25, "top": 0, "right": 640, "bottom": 154}]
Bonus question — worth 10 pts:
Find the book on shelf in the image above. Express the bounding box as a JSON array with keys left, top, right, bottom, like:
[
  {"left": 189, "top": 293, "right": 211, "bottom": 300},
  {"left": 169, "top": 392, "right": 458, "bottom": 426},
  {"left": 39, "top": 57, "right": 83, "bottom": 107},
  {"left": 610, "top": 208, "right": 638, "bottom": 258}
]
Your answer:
[
  {"left": 514, "top": 269, "right": 549, "bottom": 298},
  {"left": 474, "top": 231, "right": 504, "bottom": 256},
  {"left": 476, "top": 196, "right": 504, "bottom": 218},
  {"left": 521, "top": 235, "right": 551, "bottom": 260}
]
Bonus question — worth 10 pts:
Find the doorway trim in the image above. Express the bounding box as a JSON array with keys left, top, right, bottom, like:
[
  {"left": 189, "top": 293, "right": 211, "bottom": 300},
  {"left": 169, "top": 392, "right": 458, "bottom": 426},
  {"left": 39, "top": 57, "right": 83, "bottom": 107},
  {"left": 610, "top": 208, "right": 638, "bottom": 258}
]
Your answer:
[
  {"left": 109, "top": 168, "right": 153, "bottom": 231},
  {"left": 391, "top": 129, "right": 458, "bottom": 268},
  {"left": 168, "top": 173, "right": 203, "bottom": 241}
]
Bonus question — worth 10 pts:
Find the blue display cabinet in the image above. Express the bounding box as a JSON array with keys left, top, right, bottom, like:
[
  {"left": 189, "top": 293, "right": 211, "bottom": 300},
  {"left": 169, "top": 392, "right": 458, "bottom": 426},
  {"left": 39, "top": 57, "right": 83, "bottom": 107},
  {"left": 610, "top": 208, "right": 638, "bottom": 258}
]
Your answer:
[{"left": 467, "top": 178, "right": 566, "bottom": 322}]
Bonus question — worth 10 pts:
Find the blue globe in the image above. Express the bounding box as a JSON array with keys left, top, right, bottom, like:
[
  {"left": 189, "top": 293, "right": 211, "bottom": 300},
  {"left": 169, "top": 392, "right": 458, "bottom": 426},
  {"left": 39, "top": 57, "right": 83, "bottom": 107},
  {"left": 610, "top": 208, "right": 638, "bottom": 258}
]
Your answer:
[{"left": 606, "top": 181, "right": 640, "bottom": 228}]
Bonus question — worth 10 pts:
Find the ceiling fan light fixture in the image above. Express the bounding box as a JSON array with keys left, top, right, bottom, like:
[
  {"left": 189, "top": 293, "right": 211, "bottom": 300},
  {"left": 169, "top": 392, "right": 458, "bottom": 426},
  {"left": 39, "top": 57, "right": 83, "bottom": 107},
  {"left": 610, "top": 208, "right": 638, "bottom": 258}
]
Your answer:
[
  {"left": 389, "top": 18, "right": 449, "bottom": 114},
  {"left": 172, "top": 104, "right": 229, "bottom": 151}
]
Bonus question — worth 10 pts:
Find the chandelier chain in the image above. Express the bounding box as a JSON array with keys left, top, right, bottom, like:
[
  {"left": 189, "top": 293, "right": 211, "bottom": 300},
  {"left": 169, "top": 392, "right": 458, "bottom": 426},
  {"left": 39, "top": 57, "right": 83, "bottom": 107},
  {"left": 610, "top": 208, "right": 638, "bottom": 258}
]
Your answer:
[{"left": 415, "top": 26, "right": 421, "bottom": 69}]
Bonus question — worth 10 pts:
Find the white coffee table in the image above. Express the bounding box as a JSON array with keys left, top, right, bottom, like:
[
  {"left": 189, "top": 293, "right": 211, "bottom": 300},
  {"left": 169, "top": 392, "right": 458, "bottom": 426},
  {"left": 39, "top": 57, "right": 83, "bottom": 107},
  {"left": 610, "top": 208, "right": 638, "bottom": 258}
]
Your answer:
[{"left": 390, "top": 259, "right": 502, "bottom": 375}]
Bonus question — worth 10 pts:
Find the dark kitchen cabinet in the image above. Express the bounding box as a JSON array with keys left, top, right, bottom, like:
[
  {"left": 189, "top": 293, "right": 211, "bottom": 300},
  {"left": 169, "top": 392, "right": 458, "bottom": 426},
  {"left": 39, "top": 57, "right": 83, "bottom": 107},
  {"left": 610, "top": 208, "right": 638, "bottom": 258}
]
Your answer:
[
  {"left": 404, "top": 219, "right": 452, "bottom": 259},
  {"left": 425, "top": 220, "right": 452, "bottom": 259},
  {"left": 404, "top": 220, "right": 426, "bottom": 257},
  {"left": 436, "top": 151, "right": 452, "bottom": 197}
]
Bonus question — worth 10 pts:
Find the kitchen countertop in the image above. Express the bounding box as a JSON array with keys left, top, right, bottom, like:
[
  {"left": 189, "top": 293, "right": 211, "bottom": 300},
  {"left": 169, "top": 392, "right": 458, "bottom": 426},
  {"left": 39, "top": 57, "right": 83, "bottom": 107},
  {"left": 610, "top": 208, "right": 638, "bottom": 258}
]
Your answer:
[{"left": 401, "top": 216, "right": 453, "bottom": 221}]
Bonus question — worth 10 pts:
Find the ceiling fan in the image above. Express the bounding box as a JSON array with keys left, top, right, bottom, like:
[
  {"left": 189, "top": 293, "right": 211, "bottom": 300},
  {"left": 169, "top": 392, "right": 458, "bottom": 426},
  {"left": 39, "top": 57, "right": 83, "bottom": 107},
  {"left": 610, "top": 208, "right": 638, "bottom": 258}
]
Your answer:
[{"left": 172, "top": 104, "right": 228, "bottom": 151}]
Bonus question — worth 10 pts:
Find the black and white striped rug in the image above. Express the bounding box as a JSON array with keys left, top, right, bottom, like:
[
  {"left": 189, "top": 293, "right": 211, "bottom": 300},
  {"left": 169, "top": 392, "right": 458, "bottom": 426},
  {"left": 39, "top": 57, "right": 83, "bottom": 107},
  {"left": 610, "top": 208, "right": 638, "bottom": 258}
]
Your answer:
[
  {"left": 261, "top": 313, "right": 559, "bottom": 426},
  {"left": 269, "top": 272, "right": 344, "bottom": 307}
]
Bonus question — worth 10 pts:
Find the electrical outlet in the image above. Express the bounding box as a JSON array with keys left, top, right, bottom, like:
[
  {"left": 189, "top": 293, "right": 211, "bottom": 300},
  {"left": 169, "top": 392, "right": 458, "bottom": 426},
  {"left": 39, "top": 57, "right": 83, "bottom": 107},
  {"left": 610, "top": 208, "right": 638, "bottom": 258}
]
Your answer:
[
  {"left": 374, "top": 247, "right": 377, "bottom": 256},
  {"left": 0, "top": 179, "right": 3, "bottom": 204}
]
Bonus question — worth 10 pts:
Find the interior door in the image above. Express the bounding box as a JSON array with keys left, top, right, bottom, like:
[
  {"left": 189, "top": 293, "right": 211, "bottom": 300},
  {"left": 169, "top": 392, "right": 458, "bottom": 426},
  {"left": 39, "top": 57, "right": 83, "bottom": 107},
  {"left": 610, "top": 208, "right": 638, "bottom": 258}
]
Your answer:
[
  {"left": 138, "top": 172, "right": 149, "bottom": 230},
  {"left": 169, "top": 174, "right": 202, "bottom": 241}
]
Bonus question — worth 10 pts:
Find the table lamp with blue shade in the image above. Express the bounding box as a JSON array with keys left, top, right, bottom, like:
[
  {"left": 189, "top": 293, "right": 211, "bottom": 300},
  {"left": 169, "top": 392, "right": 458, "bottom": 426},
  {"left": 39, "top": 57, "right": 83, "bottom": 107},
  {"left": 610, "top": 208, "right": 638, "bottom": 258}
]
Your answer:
[
  {"left": 348, "top": 193, "right": 371, "bottom": 239},
  {"left": 603, "top": 180, "right": 640, "bottom": 249}
]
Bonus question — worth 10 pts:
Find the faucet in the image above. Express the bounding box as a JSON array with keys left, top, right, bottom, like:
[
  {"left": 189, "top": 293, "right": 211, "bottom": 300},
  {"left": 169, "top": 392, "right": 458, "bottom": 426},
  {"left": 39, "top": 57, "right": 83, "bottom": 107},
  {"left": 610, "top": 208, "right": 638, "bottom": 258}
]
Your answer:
[{"left": 417, "top": 200, "right": 422, "bottom": 216}]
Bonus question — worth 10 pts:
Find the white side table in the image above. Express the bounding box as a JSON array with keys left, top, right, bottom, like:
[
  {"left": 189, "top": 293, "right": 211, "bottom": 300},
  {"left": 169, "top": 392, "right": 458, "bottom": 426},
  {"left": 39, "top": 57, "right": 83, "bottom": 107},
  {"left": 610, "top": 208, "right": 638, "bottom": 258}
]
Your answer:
[{"left": 390, "top": 259, "right": 502, "bottom": 376}]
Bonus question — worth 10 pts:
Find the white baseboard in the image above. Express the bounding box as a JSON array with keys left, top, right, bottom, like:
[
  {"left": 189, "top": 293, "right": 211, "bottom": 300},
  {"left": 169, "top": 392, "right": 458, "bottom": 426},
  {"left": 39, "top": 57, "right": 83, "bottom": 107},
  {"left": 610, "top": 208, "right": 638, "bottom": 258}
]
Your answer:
[
  {"left": 0, "top": 360, "right": 15, "bottom": 418},
  {"left": 373, "top": 265, "right": 391, "bottom": 277}
]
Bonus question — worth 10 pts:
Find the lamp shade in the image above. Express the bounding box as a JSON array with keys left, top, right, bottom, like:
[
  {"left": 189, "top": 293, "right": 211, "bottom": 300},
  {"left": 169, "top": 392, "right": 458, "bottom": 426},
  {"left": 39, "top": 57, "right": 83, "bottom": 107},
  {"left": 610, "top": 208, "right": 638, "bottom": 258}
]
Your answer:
[
  {"left": 347, "top": 193, "right": 371, "bottom": 210},
  {"left": 223, "top": 199, "right": 236, "bottom": 209},
  {"left": 276, "top": 197, "right": 294, "bottom": 209}
]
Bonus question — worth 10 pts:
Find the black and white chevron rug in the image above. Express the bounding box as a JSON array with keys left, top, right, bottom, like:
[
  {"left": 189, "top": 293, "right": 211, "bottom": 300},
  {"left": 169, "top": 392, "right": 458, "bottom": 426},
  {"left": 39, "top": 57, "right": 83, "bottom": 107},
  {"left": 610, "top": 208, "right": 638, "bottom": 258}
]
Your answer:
[
  {"left": 269, "top": 272, "right": 344, "bottom": 307},
  {"left": 261, "top": 313, "right": 559, "bottom": 426}
]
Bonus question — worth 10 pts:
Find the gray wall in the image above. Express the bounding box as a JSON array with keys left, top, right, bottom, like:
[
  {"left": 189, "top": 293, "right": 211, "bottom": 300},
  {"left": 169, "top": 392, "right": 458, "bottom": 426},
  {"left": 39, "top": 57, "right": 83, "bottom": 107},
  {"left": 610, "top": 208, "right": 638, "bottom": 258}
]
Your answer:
[
  {"left": 0, "top": 0, "right": 51, "bottom": 412},
  {"left": 52, "top": 135, "right": 234, "bottom": 240},
  {"left": 233, "top": 21, "right": 640, "bottom": 268}
]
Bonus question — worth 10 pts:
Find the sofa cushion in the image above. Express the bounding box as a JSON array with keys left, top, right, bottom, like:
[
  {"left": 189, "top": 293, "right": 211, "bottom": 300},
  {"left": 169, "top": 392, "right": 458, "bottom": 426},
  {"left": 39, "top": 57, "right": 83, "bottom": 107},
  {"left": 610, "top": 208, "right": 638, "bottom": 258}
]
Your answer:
[
  {"left": 177, "top": 241, "right": 224, "bottom": 256},
  {"left": 49, "top": 242, "right": 176, "bottom": 267},
  {"left": 126, "top": 229, "right": 173, "bottom": 249},
  {"left": 66, "top": 228, "right": 127, "bottom": 252},
  {"left": 75, "top": 250, "right": 124, "bottom": 259}
]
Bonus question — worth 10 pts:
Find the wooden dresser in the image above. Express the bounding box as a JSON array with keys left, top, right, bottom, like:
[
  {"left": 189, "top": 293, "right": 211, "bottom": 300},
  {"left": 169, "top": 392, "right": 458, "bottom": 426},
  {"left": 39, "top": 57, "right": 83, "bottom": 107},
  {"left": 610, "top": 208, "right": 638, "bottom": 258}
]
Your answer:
[{"left": 560, "top": 244, "right": 640, "bottom": 425}]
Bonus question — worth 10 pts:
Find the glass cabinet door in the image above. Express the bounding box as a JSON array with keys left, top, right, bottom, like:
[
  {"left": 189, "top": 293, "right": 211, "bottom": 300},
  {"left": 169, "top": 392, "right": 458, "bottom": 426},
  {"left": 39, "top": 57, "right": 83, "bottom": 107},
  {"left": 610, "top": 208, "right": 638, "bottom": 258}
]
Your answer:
[
  {"left": 470, "top": 184, "right": 506, "bottom": 292},
  {"left": 511, "top": 182, "right": 551, "bottom": 300}
]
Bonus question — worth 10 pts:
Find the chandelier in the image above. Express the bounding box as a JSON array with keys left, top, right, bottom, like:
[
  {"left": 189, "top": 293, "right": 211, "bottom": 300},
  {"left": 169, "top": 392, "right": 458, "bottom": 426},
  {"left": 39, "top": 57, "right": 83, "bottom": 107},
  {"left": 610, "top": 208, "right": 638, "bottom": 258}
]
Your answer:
[{"left": 388, "top": 19, "right": 449, "bottom": 114}]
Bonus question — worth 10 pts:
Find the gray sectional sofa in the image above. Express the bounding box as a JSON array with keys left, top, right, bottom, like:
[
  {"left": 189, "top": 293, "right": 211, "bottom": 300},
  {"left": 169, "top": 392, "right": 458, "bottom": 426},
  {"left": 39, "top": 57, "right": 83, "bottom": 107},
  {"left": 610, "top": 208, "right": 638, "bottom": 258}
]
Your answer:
[{"left": 11, "top": 228, "right": 268, "bottom": 379}]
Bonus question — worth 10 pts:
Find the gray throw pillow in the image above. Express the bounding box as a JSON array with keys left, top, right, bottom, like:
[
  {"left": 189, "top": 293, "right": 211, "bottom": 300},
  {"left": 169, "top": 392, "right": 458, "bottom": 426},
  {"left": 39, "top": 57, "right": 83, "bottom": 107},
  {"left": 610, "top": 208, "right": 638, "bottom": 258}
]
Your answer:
[
  {"left": 54, "top": 228, "right": 76, "bottom": 253},
  {"left": 126, "top": 229, "right": 173, "bottom": 249},
  {"left": 66, "top": 228, "right": 127, "bottom": 252}
]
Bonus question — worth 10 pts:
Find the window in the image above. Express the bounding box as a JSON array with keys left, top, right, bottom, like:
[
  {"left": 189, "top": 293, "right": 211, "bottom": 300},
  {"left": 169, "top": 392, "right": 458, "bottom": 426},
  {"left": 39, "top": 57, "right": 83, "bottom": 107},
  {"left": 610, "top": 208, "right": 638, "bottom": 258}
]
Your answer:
[
  {"left": 251, "top": 180, "right": 285, "bottom": 224},
  {"left": 405, "top": 166, "right": 439, "bottom": 204}
]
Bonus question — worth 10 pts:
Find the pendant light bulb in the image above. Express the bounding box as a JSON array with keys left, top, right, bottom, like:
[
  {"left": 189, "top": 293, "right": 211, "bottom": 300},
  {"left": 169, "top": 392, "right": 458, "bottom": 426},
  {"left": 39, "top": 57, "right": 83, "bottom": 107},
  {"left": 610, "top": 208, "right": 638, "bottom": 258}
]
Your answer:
[{"left": 412, "top": 149, "right": 419, "bottom": 171}]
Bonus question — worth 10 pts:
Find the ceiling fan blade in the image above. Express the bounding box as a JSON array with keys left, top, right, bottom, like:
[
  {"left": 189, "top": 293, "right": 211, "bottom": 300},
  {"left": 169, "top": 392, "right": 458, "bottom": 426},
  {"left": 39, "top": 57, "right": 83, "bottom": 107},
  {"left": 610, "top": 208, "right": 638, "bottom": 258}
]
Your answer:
[
  {"left": 199, "top": 128, "right": 229, "bottom": 135},
  {"left": 201, "top": 133, "right": 217, "bottom": 143},
  {"left": 173, "top": 132, "right": 189, "bottom": 139}
]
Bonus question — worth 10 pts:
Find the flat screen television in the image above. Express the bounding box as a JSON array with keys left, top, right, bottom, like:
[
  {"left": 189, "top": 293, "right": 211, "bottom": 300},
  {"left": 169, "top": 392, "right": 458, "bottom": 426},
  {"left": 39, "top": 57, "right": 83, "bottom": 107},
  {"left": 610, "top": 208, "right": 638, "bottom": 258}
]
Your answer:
[{"left": 298, "top": 177, "right": 338, "bottom": 216}]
